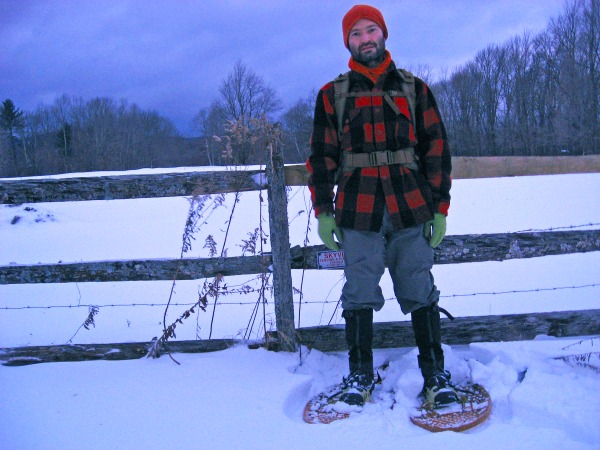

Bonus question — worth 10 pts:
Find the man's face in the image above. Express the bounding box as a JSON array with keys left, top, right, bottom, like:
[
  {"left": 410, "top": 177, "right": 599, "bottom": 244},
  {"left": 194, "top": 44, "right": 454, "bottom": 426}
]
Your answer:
[{"left": 347, "top": 18, "right": 386, "bottom": 67}]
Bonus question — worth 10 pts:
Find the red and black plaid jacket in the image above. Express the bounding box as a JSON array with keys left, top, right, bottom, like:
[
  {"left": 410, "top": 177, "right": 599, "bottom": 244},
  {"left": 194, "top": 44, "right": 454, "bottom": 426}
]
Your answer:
[{"left": 306, "top": 61, "right": 452, "bottom": 232}]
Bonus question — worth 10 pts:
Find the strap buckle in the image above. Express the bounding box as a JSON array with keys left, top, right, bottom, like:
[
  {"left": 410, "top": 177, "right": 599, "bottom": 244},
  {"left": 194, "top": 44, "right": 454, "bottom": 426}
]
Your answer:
[{"left": 368, "top": 151, "right": 393, "bottom": 166}]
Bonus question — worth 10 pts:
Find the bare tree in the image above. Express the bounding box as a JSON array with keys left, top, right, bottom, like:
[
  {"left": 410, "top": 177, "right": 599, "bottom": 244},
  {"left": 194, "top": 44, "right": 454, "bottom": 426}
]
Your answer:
[
  {"left": 406, "top": 63, "right": 435, "bottom": 85},
  {"left": 217, "top": 60, "right": 282, "bottom": 164},
  {"left": 193, "top": 100, "right": 228, "bottom": 165},
  {"left": 580, "top": 0, "right": 600, "bottom": 153},
  {"left": 502, "top": 33, "right": 539, "bottom": 155},
  {"left": 219, "top": 60, "right": 282, "bottom": 124},
  {"left": 549, "top": 1, "right": 586, "bottom": 154},
  {"left": 281, "top": 91, "right": 315, "bottom": 163}
]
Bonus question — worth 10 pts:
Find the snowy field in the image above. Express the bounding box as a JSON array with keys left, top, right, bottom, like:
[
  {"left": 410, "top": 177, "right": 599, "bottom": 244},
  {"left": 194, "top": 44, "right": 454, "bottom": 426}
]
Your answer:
[{"left": 1, "top": 169, "right": 599, "bottom": 449}]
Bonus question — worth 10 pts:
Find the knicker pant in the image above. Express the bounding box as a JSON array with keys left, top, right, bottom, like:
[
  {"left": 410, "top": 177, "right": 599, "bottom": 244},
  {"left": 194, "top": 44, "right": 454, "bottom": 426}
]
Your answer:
[{"left": 340, "top": 209, "right": 440, "bottom": 314}]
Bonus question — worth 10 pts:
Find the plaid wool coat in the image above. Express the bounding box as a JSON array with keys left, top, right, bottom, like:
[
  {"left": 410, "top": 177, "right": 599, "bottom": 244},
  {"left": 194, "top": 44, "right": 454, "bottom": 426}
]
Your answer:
[{"left": 306, "top": 61, "right": 452, "bottom": 232}]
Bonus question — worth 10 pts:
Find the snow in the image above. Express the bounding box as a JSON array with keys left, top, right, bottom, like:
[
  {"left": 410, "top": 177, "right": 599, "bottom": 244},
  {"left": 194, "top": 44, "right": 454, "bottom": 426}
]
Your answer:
[{"left": 1, "top": 170, "right": 599, "bottom": 449}]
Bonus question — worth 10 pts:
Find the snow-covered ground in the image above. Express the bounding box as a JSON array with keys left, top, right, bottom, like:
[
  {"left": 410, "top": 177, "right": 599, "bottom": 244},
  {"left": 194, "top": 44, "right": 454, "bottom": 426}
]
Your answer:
[{"left": 1, "top": 169, "right": 599, "bottom": 449}]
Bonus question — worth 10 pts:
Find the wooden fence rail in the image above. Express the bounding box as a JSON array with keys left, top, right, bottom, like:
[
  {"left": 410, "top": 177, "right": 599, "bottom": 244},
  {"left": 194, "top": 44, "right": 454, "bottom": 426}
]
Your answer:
[
  {"left": 2, "top": 309, "right": 599, "bottom": 366},
  {"left": 2, "top": 155, "right": 600, "bottom": 204},
  {"left": 1, "top": 154, "right": 599, "bottom": 364},
  {"left": 2, "top": 230, "right": 599, "bottom": 284}
]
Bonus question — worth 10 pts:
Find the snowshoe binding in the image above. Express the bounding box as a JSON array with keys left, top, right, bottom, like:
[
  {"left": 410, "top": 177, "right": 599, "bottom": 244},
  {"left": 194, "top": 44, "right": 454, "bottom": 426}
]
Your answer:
[
  {"left": 420, "top": 370, "right": 459, "bottom": 407},
  {"left": 335, "top": 372, "right": 376, "bottom": 406}
]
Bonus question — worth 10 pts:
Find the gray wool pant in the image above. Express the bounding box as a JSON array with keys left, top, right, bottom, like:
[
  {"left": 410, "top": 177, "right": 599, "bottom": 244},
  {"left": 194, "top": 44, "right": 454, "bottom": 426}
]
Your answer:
[{"left": 339, "top": 209, "right": 440, "bottom": 314}]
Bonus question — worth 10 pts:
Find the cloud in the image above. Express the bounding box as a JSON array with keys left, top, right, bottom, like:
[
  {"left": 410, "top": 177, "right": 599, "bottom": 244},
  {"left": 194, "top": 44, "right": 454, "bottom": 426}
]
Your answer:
[{"left": 0, "top": 0, "right": 565, "bottom": 135}]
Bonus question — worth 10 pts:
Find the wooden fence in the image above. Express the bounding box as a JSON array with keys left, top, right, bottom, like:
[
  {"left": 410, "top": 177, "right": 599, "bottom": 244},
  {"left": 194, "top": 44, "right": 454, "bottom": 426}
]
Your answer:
[{"left": 1, "top": 152, "right": 600, "bottom": 365}]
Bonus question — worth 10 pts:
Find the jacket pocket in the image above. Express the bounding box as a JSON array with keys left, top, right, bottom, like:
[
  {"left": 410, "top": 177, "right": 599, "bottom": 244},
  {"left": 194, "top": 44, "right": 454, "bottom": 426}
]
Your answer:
[{"left": 390, "top": 95, "right": 416, "bottom": 145}]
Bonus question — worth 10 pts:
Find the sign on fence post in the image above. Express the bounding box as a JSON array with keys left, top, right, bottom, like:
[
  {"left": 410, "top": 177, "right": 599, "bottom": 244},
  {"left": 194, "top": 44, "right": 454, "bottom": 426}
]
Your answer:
[{"left": 265, "top": 125, "right": 296, "bottom": 351}]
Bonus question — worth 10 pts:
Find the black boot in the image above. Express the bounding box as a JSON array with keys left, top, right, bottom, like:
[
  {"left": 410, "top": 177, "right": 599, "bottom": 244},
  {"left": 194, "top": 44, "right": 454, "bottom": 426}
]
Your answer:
[
  {"left": 338, "top": 309, "right": 375, "bottom": 406},
  {"left": 411, "top": 302, "right": 458, "bottom": 406}
]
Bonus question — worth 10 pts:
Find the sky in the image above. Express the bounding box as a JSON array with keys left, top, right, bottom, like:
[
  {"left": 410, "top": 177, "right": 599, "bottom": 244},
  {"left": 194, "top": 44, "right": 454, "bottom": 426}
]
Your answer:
[{"left": 1, "top": 0, "right": 567, "bottom": 136}]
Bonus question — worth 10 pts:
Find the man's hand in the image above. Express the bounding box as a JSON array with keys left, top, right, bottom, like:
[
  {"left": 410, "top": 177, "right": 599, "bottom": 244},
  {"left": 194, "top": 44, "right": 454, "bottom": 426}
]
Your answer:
[
  {"left": 424, "top": 213, "right": 447, "bottom": 248},
  {"left": 318, "top": 213, "right": 343, "bottom": 251}
]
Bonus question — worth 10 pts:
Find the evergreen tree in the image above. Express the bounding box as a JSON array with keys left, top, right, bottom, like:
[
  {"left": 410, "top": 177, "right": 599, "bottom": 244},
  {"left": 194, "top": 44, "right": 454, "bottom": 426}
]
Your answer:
[{"left": 0, "top": 99, "right": 25, "bottom": 167}]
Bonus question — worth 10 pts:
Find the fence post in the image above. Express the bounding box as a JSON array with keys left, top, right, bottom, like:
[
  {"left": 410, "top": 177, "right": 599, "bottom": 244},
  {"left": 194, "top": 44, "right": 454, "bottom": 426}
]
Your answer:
[{"left": 265, "top": 125, "right": 296, "bottom": 351}]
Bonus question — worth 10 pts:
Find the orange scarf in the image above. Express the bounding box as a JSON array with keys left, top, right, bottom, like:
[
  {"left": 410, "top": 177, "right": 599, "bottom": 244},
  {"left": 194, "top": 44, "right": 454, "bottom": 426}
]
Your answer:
[{"left": 348, "top": 50, "right": 392, "bottom": 84}]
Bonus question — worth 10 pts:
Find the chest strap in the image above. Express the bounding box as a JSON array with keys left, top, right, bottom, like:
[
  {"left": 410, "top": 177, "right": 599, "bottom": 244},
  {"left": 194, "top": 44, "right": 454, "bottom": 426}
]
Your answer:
[{"left": 343, "top": 148, "right": 417, "bottom": 171}]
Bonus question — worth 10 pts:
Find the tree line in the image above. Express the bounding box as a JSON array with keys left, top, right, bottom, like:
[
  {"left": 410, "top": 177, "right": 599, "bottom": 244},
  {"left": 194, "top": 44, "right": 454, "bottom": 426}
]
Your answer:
[
  {"left": 1, "top": 0, "right": 597, "bottom": 178},
  {"left": 435, "top": 0, "right": 599, "bottom": 157},
  {"left": 0, "top": 96, "right": 195, "bottom": 177}
]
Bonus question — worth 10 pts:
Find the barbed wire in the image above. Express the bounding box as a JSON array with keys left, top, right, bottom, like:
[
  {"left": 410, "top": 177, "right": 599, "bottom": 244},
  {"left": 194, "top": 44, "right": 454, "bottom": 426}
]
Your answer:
[
  {"left": 440, "top": 283, "right": 600, "bottom": 298},
  {"left": 512, "top": 222, "right": 600, "bottom": 233},
  {"left": 1, "top": 222, "right": 598, "bottom": 313},
  {"left": 2, "top": 282, "right": 598, "bottom": 311}
]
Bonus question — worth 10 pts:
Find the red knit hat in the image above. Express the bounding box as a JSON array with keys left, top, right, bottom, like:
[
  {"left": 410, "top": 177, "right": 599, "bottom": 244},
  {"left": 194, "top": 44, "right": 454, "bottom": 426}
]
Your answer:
[{"left": 342, "top": 4, "right": 388, "bottom": 48}]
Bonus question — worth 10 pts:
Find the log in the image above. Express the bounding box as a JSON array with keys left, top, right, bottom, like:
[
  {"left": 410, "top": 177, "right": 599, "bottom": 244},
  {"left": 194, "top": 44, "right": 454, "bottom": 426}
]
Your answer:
[
  {"left": 3, "top": 156, "right": 599, "bottom": 205},
  {"left": 433, "top": 229, "right": 600, "bottom": 264},
  {"left": 291, "top": 229, "right": 600, "bottom": 268},
  {"left": 1, "top": 230, "right": 599, "bottom": 284},
  {"left": 0, "top": 339, "right": 247, "bottom": 367},
  {"left": 0, "top": 254, "right": 271, "bottom": 284},
  {"left": 295, "top": 309, "right": 600, "bottom": 353},
  {"left": 2, "top": 309, "right": 598, "bottom": 366},
  {"left": 0, "top": 169, "right": 267, "bottom": 204}
]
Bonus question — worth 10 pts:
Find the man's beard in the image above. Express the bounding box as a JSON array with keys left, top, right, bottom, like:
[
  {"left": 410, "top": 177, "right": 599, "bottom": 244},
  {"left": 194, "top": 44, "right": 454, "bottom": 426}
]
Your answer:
[{"left": 351, "top": 39, "right": 386, "bottom": 66}]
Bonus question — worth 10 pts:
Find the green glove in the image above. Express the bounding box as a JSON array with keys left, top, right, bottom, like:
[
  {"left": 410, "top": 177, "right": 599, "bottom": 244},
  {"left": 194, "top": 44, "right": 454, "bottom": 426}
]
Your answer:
[
  {"left": 318, "top": 213, "right": 343, "bottom": 251},
  {"left": 424, "top": 213, "right": 447, "bottom": 248}
]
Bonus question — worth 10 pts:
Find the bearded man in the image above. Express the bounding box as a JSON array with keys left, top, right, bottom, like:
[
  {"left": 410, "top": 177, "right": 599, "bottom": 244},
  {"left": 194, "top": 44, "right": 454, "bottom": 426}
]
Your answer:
[{"left": 306, "top": 4, "right": 457, "bottom": 407}]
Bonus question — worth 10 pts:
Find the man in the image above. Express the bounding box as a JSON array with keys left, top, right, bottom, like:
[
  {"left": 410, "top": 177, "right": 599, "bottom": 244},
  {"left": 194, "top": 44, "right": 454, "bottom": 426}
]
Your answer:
[{"left": 306, "top": 4, "right": 456, "bottom": 407}]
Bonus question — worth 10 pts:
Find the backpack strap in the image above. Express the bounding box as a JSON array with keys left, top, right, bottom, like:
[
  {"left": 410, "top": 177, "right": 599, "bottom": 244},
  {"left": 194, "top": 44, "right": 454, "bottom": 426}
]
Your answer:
[
  {"left": 334, "top": 69, "right": 417, "bottom": 140},
  {"left": 397, "top": 68, "right": 417, "bottom": 131},
  {"left": 333, "top": 71, "right": 351, "bottom": 143},
  {"left": 332, "top": 69, "right": 420, "bottom": 179}
]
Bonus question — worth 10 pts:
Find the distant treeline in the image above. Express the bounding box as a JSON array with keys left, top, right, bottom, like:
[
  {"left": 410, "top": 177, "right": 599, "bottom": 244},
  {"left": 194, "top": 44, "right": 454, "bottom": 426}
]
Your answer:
[
  {"left": 433, "top": 0, "right": 599, "bottom": 157},
  {"left": 1, "top": 0, "right": 597, "bottom": 177}
]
